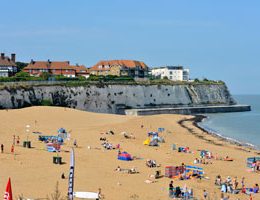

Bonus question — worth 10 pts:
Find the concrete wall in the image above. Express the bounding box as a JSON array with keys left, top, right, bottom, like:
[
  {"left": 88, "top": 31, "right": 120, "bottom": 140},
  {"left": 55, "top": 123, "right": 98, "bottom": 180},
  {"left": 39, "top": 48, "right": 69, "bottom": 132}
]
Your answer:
[
  {"left": 0, "top": 83, "right": 236, "bottom": 114},
  {"left": 125, "top": 105, "right": 251, "bottom": 116}
]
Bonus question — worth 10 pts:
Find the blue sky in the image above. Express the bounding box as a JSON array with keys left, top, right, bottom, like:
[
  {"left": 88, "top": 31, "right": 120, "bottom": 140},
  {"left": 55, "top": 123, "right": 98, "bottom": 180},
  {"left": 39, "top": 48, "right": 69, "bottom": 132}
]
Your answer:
[{"left": 1, "top": 0, "right": 259, "bottom": 94}]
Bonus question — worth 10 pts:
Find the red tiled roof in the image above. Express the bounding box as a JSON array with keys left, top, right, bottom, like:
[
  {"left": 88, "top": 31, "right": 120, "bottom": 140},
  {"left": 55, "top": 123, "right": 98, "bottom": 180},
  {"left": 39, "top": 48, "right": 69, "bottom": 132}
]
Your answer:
[
  {"left": 70, "top": 65, "right": 90, "bottom": 74},
  {"left": 24, "top": 61, "right": 73, "bottom": 70},
  {"left": 0, "top": 56, "right": 16, "bottom": 67},
  {"left": 90, "top": 60, "right": 148, "bottom": 71}
]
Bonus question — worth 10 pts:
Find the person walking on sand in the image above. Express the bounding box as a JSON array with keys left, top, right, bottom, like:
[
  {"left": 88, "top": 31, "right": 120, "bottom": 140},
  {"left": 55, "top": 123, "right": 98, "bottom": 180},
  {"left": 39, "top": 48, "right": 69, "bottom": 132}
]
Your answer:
[
  {"left": 1, "top": 144, "right": 4, "bottom": 153},
  {"left": 203, "top": 190, "right": 208, "bottom": 199},
  {"left": 169, "top": 180, "right": 174, "bottom": 197},
  {"left": 11, "top": 145, "right": 14, "bottom": 153}
]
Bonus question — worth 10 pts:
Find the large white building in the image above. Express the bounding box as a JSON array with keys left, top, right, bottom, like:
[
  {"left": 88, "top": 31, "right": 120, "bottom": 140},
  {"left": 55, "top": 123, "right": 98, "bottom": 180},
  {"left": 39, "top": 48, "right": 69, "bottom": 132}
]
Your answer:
[{"left": 151, "top": 66, "right": 189, "bottom": 81}]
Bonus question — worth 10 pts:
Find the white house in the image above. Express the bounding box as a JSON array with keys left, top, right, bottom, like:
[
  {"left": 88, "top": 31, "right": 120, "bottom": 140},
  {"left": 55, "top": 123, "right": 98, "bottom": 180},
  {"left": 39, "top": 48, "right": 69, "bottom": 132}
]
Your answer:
[
  {"left": 0, "top": 53, "right": 17, "bottom": 77},
  {"left": 151, "top": 66, "right": 189, "bottom": 81}
]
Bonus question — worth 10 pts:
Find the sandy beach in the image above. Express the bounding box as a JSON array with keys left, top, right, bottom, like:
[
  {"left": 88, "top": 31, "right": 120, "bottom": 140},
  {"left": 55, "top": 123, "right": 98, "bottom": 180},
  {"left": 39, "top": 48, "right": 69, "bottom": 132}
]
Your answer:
[{"left": 0, "top": 106, "right": 259, "bottom": 200}]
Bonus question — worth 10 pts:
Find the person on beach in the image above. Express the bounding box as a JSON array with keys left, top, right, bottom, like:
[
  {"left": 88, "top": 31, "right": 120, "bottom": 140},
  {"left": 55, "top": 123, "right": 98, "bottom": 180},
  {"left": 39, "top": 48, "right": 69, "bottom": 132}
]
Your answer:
[
  {"left": 203, "top": 189, "right": 208, "bottom": 199},
  {"left": 215, "top": 175, "right": 222, "bottom": 186},
  {"left": 98, "top": 188, "right": 104, "bottom": 199},
  {"left": 169, "top": 180, "right": 174, "bottom": 197},
  {"left": 226, "top": 176, "right": 231, "bottom": 184},
  {"left": 16, "top": 136, "right": 20, "bottom": 145},
  {"left": 1, "top": 144, "right": 4, "bottom": 153},
  {"left": 241, "top": 177, "right": 245, "bottom": 188},
  {"left": 11, "top": 145, "right": 14, "bottom": 153},
  {"left": 252, "top": 162, "right": 256, "bottom": 172},
  {"left": 253, "top": 183, "right": 259, "bottom": 193},
  {"left": 233, "top": 177, "right": 238, "bottom": 190},
  {"left": 115, "top": 166, "right": 121, "bottom": 172},
  {"left": 223, "top": 195, "right": 230, "bottom": 200},
  {"left": 220, "top": 192, "right": 224, "bottom": 200},
  {"left": 13, "top": 134, "right": 16, "bottom": 145},
  {"left": 194, "top": 158, "right": 199, "bottom": 164},
  {"left": 73, "top": 139, "right": 77, "bottom": 147},
  {"left": 221, "top": 182, "right": 227, "bottom": 193}
]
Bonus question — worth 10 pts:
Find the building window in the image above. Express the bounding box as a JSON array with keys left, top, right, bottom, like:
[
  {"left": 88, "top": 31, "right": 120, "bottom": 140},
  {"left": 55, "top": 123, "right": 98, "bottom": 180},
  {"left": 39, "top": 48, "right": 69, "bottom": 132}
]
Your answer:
[
  {"left": 169, "top": 71, "right": 173, "bottom": 75},
  {"left": 170, "top": 76, "right": 173, "bottom": 79}
]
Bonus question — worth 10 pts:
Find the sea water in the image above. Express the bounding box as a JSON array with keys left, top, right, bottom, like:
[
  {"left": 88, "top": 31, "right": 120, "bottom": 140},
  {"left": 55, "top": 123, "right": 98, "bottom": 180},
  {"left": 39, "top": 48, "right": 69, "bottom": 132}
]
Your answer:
[{"left": 199, "top": 95, "right": 260, "bottom": 149}]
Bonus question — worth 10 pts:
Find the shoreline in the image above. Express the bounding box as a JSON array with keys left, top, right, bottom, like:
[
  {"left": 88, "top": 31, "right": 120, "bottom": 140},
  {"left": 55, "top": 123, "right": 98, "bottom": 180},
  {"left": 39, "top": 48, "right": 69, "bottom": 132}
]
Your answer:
[{"left": 178, "top": 114, "right": 260, "bottom": 152}]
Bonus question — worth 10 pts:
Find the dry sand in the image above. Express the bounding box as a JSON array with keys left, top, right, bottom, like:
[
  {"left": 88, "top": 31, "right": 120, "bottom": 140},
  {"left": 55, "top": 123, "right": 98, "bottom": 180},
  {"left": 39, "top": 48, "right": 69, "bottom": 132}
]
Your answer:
[{"left": 0, "top": 106, "right": 259, "bottom": 200}]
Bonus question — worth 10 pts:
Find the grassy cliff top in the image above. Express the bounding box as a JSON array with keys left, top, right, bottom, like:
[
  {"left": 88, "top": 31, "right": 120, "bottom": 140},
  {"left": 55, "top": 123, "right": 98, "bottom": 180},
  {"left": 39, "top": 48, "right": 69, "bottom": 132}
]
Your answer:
[{"left": 0, "top": 79, "right": 225, "bottom": 90}]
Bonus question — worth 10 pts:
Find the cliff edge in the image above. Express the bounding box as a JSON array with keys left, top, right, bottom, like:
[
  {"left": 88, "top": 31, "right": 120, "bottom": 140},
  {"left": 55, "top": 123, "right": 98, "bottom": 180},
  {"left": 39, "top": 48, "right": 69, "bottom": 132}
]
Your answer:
[{"left": 0, "top": 83, "right": 239, "bottom": 114}]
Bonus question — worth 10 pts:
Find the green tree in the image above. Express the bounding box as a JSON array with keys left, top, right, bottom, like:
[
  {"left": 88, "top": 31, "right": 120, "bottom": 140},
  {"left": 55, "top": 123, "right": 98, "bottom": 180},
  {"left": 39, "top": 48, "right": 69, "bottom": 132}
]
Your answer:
[{"left": 15, "top": 62, "right": 28, "bottom": 72}]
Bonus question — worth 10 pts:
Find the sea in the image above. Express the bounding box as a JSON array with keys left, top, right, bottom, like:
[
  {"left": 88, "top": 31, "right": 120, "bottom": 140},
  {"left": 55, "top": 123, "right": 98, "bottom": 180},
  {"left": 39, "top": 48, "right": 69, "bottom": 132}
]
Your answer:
[{"left": 198, "top": 95, "right": 260, "bottom": 150}]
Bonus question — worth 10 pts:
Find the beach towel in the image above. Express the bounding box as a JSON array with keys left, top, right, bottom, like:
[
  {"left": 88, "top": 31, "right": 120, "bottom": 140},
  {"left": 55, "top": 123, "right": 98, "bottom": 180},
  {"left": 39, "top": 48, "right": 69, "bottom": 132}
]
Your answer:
[
  {"left": 143, "top": 138, "right": 150, "bottom": 145},
  {"left": 73, "top": 192, "right": 99, "bottom": 199}
]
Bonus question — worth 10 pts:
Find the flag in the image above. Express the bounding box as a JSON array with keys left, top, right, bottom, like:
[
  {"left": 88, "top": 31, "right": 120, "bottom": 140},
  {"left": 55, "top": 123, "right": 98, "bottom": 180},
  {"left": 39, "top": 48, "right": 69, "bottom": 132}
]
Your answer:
[
  {"left": 4, "top": 178, "right": 13, "bottom": 200},
  {"left": 68, "top": 148, "right": 75, "bottom": 200}
]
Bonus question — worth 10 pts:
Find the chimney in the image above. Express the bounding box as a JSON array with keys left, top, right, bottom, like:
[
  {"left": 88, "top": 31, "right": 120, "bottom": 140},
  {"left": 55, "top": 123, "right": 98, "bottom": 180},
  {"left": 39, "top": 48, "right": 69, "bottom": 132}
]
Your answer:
[
  {"left": 11, "top": 53, "right": 16, "bottom": 62},
  {"left": 47, "top": 59, "right": 51, "bottom": 68},
  {"left": 1, "top": 53, "right": 4, "bottom": 59},
  {"left": 31, "top": 59, "right": 35, "bottom": 64}
]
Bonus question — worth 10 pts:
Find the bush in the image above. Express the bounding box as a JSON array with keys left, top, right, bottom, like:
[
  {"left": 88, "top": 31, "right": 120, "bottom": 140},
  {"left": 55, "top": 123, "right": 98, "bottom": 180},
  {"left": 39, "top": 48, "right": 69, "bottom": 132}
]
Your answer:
[
  {"left": 78, "top": 76, "right": 86, "bottom": 81},
  {"left": 40, "top": 99, "right": 53, "bottom": 106},
  {"left": 87, "top": 74, "right": 103, "bottom": 81},
  {"left": 40, "top": 72, "right": 51, "bottom": 80},
  {"left": 15, "top": 71, "right": 30, "bottom": 78}
]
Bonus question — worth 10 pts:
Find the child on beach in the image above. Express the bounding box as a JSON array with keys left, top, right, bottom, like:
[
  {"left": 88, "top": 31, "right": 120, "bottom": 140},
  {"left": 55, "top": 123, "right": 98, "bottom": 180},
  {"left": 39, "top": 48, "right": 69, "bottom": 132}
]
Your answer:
[{"left": 1, "top": 144, "right": 4, "bottom": 153}]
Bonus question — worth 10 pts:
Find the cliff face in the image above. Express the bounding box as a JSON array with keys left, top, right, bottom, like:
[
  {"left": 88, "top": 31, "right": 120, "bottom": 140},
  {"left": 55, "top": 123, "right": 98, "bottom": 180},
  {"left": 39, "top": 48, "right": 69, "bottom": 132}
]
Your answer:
[{"left": 0, "top": 84, "right": 236, "bottom": 114}]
